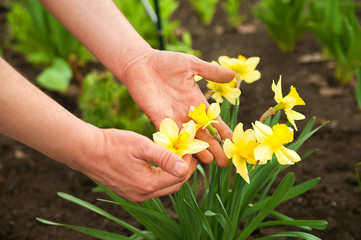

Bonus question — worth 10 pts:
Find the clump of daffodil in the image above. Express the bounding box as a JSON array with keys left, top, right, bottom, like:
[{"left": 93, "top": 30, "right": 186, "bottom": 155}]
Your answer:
[
  {"left": 252, "top": 121, "right": 301, "bottom": 165},
  {"left": 218, "top": 55, "right": 261, "bottom": 85},
  {"left": 271, "top": 76, "right": 305, "bottom": 130},
  {"left": 206, "top": 78, "right": 241, "bottom": 105},
  {"left": 223, "top": 123, "right": 261, "bottom": 183},
  {"left": 188, "top": 102, "right": 221, "bottom": 143},
  {"left": 153, "top": 118, "right": 209, "bottom": 157}
]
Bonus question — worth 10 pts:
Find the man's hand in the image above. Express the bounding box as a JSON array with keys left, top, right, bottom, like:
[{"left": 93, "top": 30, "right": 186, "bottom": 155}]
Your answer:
[
  {"left": 78, "top": 129, "right": 198, "bottom": 202},
  {"left": 118, "top": 49, "right": 235, "bottom": 167}
]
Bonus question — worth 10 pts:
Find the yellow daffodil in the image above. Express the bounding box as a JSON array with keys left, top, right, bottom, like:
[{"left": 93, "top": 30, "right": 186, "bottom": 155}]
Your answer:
[
  {"left": 218, "top": 55, "right": 261, "bottom": 84},
  {"left": 188, "top": 102, "right": 220, "bottom": 129},
  {"left": 223, "top": 123, "right": 260, "bottom": 183},
  {"left": 252, "top": 121, "right": 301, "bottom": 165},
  {"left": 153, "top": 118, "right": 209, "bottom": 157},
  {"left": 272, "top": 76, "right": 305, "bottom": 130},
  {"left": 194, "top": 75, "right": 203, "bottom": 82},
  {"left": 206, "top": 80, "right": 241, "bottom": 105}
]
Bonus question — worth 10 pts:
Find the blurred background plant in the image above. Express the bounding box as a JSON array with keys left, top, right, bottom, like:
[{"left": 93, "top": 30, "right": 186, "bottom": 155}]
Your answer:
[
  {"left": 252, "top": 0, "right": 308, "bottom": 53},
  {"left": 79, "top": 71, "right": 156, "bottom": 138},
  {"left": 6, "top": 0, "right": 93, "bottom": 92},
  {"left": 307, "top": 0, "right": 361, "bottom": 85},
  {"left": 222, "top": 0, "right": 247, "bottom": 26},
  {"left": 189, "top": 0, "right": 219, "bottom": 25}
]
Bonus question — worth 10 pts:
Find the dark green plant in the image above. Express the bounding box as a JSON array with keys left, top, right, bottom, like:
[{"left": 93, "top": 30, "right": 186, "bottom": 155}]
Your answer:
[
  {"left": 189, "top": 0, "right": 219, "bottom": 25},
  {"left": 222, "top": 0, "right": 247, "bottom": 26},
  {"left": 252, "top": 0, "right": 308, "bottom": 53},
  {"left": 308, "top": 0, "right": 361, "bottom": 85},
  {"left": 6, "top": 0, "right": 93, "bottom": 91},
  {"left": 79, "top": 71, "right": 156, "bottom": 138},
  {"left": 114, "top": 0, "right": 199, "bottom": 56},
  {"left": 357, "top": 68, "right": 361, "bottom": 108}
]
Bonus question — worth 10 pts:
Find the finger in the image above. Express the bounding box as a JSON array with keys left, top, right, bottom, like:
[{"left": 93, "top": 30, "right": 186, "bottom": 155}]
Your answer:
[
  {"left": 145, "top": 155, "right": 198, "bottom": 200},
  {"left": 196, "top": 129, "right": 229, "bottom": 168},
  {"left": 214, "top": 117, "right": 233, "bottom": 141},
  {"left": 143, "top": 141, "right": 188, "bottom": 178},
  {"left": 191, "top": 56, "right": 235, "bottom": 83},
  {"left": 195, "top": 149, "right": 213, "bottom": 164}
]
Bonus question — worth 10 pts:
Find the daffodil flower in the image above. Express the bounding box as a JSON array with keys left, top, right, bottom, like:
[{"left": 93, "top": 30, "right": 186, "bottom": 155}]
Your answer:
[
  {"left": 223, "top": 123, "right": 260, "bottom": 183},
  {"left": 153, "top": 118, "right": 209, "bottom": 157},
  {"left": 194, "top": 75, "right": 203, "bottom": 82},
  {"left": 206, "top": 80, "right": 241, "bottom": 105},
  {"left": 218, "top": 55, "right": 261, "bottom": 84},
  {"left": 252, "top": 121, "right": 301, "bottom": 165},
  {"left": 272, "top": 76, "right": 305, "bottom": 131},
  {"left": 188, "top": 102, "right": 220, "bottom": 129}
]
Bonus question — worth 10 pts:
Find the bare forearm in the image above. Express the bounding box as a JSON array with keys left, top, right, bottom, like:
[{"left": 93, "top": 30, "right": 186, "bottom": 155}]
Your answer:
[
  {"left": 0, "top": 58, "right": 98, "bottom": 169},
  {"left": 39, "top": 0, "right": 152, "bottom": 79}
]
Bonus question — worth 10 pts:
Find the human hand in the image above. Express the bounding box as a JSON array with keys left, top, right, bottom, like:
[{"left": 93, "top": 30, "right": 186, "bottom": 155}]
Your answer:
[
  {"left": 117, "top": 49, "right": 235, "bottom": 167},
  {"left": 77, "top": 128, "right": 198, "bottom": 202}
]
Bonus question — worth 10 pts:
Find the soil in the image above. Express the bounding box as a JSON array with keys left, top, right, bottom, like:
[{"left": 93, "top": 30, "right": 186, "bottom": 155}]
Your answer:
[{"left": 1, "top": 1, "right": 361, "bottom": 239}]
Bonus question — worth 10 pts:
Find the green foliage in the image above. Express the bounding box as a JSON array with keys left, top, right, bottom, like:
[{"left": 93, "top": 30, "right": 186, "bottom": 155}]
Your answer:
[
  {"left": 38, "top": 101, "right": 327, "bottom": 239},
  {"left": 6, "top": 0, "right": 93, "bottom": 91},
  {"left": 307, "top": 0, "right": 361, "bottom": 85},
  {"left": 253, "top": 0, "right": 308, "bottom": 53},
  {"left": 79, "top": 71, "right": 156, "bottom": 138},
  {"left": 189, "top": 0, "right": 219, "bottom": 25},
  {"left": 222, "top": 0, "right": 247, "bottom": 26},
  {"left": 114, "top": 0, "right": 199, "bottom": 55},
  {"left": 356, "top": 162, "right": 361, "bottom": 192}
]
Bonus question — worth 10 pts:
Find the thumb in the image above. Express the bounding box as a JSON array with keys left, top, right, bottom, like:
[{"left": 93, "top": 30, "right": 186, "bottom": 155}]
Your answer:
[
  {"left": 191, "top": 56, "right": 235, "bottom": 83},
  {"left": 145, "top": 143, "right": 189, "bottom": 178}
]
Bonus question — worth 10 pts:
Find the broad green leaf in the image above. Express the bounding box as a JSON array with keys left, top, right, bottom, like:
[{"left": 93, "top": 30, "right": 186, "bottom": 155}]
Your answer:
[{"left": 37, "top": 58, "right": 72, "bottom": 92}]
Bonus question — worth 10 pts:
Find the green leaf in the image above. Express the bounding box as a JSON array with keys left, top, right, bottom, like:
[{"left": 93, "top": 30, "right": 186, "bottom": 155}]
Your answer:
[
  {"left": 36, "top": 218, "right": 130, "bottom": 240},
  {"left": 270, "top": 111, "right": 281, "bottom": 127},
  {"left": 258, "top": 219, "right": 327, "bottom": 230},
  {"left": 254, "top": 231, "right": 322, "bottom": 240},
  {"left": 37, "top": 58, "right": 72, "bottom": 92},
  {"left": 56, "top": 192, "right": 150, "bottom": 239},
  {"left": 238, "top": 173, "right": 295, "bottom": 239},
  {"left": 204, "top": 210, "right": 226, "bottom": 229}
]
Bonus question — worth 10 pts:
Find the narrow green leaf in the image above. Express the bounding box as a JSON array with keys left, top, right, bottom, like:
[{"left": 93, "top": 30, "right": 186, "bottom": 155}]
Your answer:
[
  {"left": 356, "top": 68, "right": 361, "bottom": 108},
  {"left": 230, "top": 99, "right": 240, "bottom": 130},
  {"left": 270, "top": 211, "right": 311, "bottom": 231},
  {"left": 220, "top": 99, "right": 231, "bottom": 124},
  {"left": 238, "top": 173, "right": 295, "bottom": 239},
  {"left": 270, "top": 111, "right": 281, "bottom": 127},
  {"left": 254, "top": 231, "right": 322, "bottom": 240},
  {"left": 258, "top": 219, "right": 327, "bottom": 230},
  {"left": 56, "top": 192, "right": 150, "bottom": 239},
  {"left": 36, "top": 218, "right": 131, "bottom": 240}
]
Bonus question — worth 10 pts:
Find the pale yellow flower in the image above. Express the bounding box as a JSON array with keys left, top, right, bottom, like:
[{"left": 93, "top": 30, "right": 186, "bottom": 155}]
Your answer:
[
  {"left": 272, "top": 76, "right": 305, "bottom": 130},
  {"left": 206, "top": 80, "right": 241, "bottom": 105},
  {"left": 223, "top": 123, "right": 260, "bottom": 183},
  {"left": 188, "top": 102, "right": 220, "bottom": 129},
  {"left": 153, "top": 118, "right": 209, "bottom": 157},
  {"left": 218, "top": 55, "right": 261, "bottom": 84},
  {"left": 194, "top": 75, "right": 203, "bottom": 82},
  {"left": 252, "top": 121, "right": 301, "bottom": 165}
]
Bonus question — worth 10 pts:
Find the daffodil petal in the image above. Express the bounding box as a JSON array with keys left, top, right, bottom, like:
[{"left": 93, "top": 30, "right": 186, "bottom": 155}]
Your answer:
[
  {"left": 180, "top": 120, "right": 197, "bottom": 140},
  {"left": 288, "top": 86, "right": 305, "bottom": 106},
  {"left": 253, "top": 121, "right": 273, "bottom": 143},
  {"left": 245, "top": 57, "right": 260, "bottom": 71},
  {"left": 243, "top": 129, "right": 256, "bottom": 143},
  {"left": 233, "top": 155, "right": 250, "bottom": 184},
  {"left": 186, "top": 139, "right": 209, "bottom": 154},
  {"left": 194, "top": 75, "right": 203, "bottom": 82},
  {"left": 224, "top": 87, "right": 241, "bottom": 105},
  {"left": 272, "top": 76, "right": 283, "bottom": 103},
  {"left": 159, "top": 118, "right": 179, "bottom": 141},
  {"left": 218, "top": 56, "right": 231, "bottom": 67},
  {"left": 207, "top": 102, "right": 220, "bottom": 119},
  {"left": 211, "top": 92, "right": 224, "bottom": 103},
  {"left": 254, "top": 144, "right": 273, "bottom": 162},
  {"left": 275, "top": 146, "right": 300, "bottom": 165},
  {"left": 223, "top": 138, "right": 236, "bottom": 159},
  {"left": 242, "top": 70, "right": 261, "bottom": 83},
  {"left": 232, "top": 122, "right": 244, "bottom": 143},
  {"left": 153, "top": 132, "right": 171, "bottom": 149}
]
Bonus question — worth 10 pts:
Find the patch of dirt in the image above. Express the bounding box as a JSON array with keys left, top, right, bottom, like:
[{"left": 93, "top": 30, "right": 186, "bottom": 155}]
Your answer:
[{"left": 1, "top": 1, "right": 361, "bottom": 239}]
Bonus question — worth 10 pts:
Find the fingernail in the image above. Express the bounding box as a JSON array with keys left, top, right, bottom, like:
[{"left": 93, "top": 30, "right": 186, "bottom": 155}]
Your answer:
[{"left": 174, "top": 161, "right": 186, "bottom": 177}]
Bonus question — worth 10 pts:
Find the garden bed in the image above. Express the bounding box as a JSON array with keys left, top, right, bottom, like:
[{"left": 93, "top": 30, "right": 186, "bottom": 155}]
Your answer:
[{"left": 1, "top": 1, "right": 361, "bottom": 239}]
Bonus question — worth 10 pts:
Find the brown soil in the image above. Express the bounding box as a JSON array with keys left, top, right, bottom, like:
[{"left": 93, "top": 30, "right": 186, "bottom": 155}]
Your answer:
[{"left": 1, "top": 1, "right": 361, "bottom": 239}]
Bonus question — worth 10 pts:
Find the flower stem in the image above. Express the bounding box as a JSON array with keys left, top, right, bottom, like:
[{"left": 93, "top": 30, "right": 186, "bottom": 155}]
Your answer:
[{"left": 259, "top": 107, "right": 276, "bottom": 122}]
